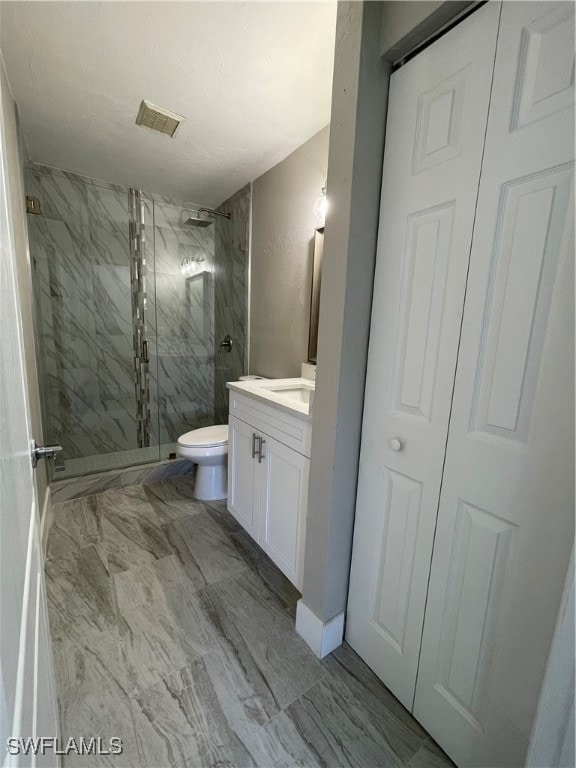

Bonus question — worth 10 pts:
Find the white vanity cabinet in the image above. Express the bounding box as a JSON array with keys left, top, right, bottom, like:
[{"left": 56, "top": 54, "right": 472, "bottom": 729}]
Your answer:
[{"left": 227, "top": 389, "right": 312, "bottom": 590}]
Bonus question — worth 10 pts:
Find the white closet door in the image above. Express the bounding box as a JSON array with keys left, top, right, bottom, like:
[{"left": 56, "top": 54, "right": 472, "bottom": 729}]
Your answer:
[
  {"left": 345, "top": 2, "right": 500, "bottom": 710},
  {"left": 413, "top": 4, "right": 575, "bottom": 766}
]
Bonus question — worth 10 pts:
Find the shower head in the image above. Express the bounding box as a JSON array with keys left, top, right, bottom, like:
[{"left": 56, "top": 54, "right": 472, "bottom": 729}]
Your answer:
[
  {"left": 184, "top": 207, "right": 231, "bottom": 227},
  {"left": 184, "top": 216, "right": 213, "bottom": 228}
]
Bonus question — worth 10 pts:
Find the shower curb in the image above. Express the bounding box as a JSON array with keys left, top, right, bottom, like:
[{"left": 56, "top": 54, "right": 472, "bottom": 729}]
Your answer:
[{"left": 50, "top": 458, "right": 193, "bottom": 503}]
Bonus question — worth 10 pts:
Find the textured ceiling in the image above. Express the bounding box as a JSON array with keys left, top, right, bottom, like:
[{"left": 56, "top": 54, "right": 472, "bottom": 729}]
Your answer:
[{"left": 0, "top": 1, "right": 337, "bottom": 206}]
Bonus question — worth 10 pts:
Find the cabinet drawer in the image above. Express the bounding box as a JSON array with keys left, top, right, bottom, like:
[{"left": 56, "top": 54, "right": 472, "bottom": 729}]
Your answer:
[{"left": 229, "top": 392, "right": 312, "bottom": 457}]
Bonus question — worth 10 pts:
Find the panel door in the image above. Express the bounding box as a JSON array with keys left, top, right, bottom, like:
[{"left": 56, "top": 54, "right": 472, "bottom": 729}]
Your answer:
[
  {"left": 0, "top": 70, "right": 58, "bottom": 766},
  {"left": 413, "top": 4, "right": 575, "bottom": 766},
  {"left": 345, "top": 2, "right": 501, "bottom": 710},
  {"left": 258, "top": 434, "right": 309, "bottom": 590},
  {"left": 227, "top": 415, "right": 260, "bottom": 540}
]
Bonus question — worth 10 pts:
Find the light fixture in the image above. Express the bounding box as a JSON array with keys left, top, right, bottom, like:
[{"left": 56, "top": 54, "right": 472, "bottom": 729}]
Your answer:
[{"left": 313, "top": 181, "right": 328, "bottom": 223}]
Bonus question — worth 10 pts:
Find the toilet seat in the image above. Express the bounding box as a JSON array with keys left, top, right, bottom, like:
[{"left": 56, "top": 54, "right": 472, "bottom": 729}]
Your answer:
[{"left": 177, "top": 424, "right": 228, "bottom": 449}]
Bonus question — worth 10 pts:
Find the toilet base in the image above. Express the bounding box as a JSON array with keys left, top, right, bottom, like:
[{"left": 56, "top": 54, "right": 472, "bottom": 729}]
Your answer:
[{"left": 195, "top": 463, "right": 227, "bottom": 501}]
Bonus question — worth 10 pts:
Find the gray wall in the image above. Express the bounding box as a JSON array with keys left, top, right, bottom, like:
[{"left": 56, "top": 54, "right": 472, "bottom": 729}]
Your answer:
[
  {"left": 250, "top": 126, "right": 330, "bottom": 379},
  {"left": 301, "top": 1, "right": 391, "bottom": 622},
  {"left": 0, "top": 57, "right": 48, "bottom": 510},
  {"left": 302, "top": 0, "right": 475, "bottom": 625}
]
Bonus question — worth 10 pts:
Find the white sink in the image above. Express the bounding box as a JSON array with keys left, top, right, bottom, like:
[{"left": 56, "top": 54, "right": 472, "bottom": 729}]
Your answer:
[
  {"left": 227, "top": 377, "right": 315, "bottom": 420},
  {"left": 259, "top": 383, "right": 313, "bottom": 404}
]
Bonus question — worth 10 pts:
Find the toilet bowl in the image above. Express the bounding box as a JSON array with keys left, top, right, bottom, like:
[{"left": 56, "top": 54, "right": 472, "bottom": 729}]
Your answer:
[{"left": 176, "top": 424, "right": 228, "bottom": 501}]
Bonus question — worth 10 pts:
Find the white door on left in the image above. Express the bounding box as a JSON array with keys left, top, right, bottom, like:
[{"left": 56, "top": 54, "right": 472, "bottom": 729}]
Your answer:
[{"left": 0, "top": 72, "right": 58, "bottom": 766}]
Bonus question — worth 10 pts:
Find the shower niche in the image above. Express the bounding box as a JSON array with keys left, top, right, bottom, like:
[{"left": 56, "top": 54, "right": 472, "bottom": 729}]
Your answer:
[{"left": 27, "top": 164, "right": 249, "bottom": 479}]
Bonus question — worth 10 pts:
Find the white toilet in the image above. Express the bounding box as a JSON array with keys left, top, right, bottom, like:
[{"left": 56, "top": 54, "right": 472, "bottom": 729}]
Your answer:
[{"left": 176, "top": 424, "right": 228, "bottom": 501}]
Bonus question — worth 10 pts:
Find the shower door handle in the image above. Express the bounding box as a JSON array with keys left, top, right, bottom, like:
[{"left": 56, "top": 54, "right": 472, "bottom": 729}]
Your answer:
[{"left": 142, "top": 339, "right": 150, "bottom": 363}]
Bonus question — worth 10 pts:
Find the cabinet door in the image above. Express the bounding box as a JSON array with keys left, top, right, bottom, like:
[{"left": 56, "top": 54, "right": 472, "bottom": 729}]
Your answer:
[
  {"left": 413, "top": 4, "right": 574, "bottom": 766},
  {"left": 258, "top": 434, "right": 309, "bottom": 590},
  {"left": 346, "top": 2, "right": 500, "bottom": 710},
  {"left": 227, "top": 415, "right": 260, "bottom": 539}
]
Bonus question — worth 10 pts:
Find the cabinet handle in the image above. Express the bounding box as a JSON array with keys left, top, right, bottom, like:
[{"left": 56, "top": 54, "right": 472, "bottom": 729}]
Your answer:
[
  {"left": 252, "top": 432, "right": 258, "bottom": 459},
  {"left": 258, "top": 437, "right": 266, "bottom": 463}
]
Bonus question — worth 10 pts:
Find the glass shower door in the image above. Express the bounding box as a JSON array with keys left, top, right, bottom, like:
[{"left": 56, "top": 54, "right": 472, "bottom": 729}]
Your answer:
[
  {"left": 27, "top": 168, "right": 160, "bottom": 477},
  {"left": 152, "top": 201, "right": 249, "bottom": 454},
  {"left": 152, "top": 199, "right": 216, "bottom": 459},
  {"left": 27, "top": 165, "right": 249, "bottom": 478}
]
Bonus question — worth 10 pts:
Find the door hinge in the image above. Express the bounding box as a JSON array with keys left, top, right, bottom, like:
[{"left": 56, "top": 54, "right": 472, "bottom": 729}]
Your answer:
[
  {"left": 31, "top": 440, "right": 63, "bottom": 468},
  {"left": 26, "top": 196, "right": 42, "bottom": 215}
]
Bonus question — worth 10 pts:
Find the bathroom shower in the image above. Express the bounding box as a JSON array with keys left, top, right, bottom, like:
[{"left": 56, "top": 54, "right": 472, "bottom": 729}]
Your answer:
[{"left": 27, "top": 164, "right": 249, "bottom": 478}]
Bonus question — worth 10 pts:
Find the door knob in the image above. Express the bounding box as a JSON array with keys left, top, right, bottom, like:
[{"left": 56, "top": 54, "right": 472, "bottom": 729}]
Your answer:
[
  {"left": 390, "top": 438, "right": 403, "bottom": 451},
  {"left": 31, "top": 441, "right": 63, "bottom": 468}
]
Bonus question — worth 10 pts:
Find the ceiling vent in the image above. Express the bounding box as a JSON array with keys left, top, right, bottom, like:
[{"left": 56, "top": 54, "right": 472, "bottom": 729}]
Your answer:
[{"left": 135, "top": 100, "right": 184, "bottom": 138}]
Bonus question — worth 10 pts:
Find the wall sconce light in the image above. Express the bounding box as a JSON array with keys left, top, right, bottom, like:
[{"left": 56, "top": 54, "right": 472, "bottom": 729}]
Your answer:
[{"left": 313, "top": 181, "right": 328, "bottom": 223}]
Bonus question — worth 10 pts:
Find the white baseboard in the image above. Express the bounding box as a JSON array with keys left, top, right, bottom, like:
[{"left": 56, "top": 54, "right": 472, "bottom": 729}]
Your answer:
[{"left": 295, "top": 599, "right": 344, "bottom": 659}]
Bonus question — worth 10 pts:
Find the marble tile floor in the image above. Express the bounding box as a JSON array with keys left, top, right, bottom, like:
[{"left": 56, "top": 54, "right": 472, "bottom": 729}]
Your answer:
[{"left": 45, "top": 475, "right": 455, "bottom": 768}]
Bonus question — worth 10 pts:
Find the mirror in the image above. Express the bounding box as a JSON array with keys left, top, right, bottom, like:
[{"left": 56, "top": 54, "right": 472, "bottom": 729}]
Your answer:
[{"left": 308, "top": 227, "right": 324, "bottom": 363}]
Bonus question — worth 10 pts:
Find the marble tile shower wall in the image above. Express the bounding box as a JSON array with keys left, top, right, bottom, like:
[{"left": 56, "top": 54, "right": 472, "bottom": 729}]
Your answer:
[
  {"left": 26, "top": 166, "right": 157, "bottom": 461},
  {"left": 214, "top": 184, "right": 250, "bottom": 425},
  {"left": 27, "top": 164, "right": 247, "bottom": 472}
]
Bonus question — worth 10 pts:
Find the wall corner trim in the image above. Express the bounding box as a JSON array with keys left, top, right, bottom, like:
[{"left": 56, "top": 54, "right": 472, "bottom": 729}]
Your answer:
[
  {"left": 39, "top": 486, "right": 52, "bottom": 558},
  {"left": 295, "top": 599, "right": 345, "bottom": 659}
]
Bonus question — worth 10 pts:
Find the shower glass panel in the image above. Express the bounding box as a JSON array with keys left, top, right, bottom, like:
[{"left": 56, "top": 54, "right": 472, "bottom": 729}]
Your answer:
[
  {"left": 152, "top": 203, "right": 248, "bottom": 458},
  {"left": 27, "top": 165, "right": 249, "bottom": 479},
  {"left": 26, "top": 168, "right": 159, "bottom": 478},
  {"left": 152, "top": 200, "right": 217, "bottom": 458}
]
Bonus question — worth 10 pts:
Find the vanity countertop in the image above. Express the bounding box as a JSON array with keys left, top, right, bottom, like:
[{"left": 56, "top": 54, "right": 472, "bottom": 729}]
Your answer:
[{"left": 227, "top": 377, "right": 314, "bottom": 422}]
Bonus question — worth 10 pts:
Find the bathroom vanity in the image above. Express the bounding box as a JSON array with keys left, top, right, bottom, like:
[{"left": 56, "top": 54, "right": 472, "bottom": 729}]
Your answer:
[{"left": 226, "top": 378, "right": 313, "bottom": 590}]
